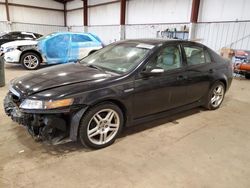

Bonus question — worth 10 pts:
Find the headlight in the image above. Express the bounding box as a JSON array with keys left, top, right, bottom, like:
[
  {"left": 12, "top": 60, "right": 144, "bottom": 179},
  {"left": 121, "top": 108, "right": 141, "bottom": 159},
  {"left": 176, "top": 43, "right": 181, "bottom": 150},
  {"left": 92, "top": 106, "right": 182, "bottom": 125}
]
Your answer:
[
  {"left": 5, "top": 47, "right": 17, "bottom": 53},
  {"left": 20, "top": 99, "right": 43, "bottom": 109},
  {"left": 20, "top": 98, "right": 74, "bottom": 110}
]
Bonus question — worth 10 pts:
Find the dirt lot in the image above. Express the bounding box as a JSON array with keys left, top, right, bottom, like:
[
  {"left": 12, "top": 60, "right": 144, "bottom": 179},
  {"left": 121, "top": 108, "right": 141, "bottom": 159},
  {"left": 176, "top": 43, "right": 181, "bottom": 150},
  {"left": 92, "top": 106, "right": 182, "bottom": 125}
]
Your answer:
[{"left": 1, "top": 64, "right": 250, "bottom": 188}]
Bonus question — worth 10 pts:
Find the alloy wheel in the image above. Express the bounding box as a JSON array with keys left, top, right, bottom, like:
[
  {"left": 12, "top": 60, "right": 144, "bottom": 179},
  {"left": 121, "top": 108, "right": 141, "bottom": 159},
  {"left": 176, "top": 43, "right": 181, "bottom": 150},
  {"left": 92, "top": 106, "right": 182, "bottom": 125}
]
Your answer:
[
  {"left": 23, "top": 55, "right": 39, "bottom": 69},
  {"left": 87, "top": 109, "right": 120, "bottom": 145},
  {"left": 210, "top": 84, "right": 224, "bottom": 108}
]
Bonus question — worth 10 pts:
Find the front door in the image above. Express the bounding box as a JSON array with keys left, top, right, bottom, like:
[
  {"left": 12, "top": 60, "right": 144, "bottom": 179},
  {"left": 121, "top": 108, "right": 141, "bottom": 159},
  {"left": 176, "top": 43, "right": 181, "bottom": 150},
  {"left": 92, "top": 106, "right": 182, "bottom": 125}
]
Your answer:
[
  {"left": 42, "top": 34, "right": 70, "bottom": 64},
  {"left": 132, "top": 44, "right": 188, "bottom": 119}
]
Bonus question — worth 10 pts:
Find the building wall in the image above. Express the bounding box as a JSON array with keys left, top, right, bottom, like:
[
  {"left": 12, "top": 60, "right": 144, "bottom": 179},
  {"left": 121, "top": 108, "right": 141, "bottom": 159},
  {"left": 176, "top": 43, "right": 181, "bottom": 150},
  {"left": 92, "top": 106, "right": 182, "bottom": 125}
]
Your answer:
[
  {"left": 195, "top": 0, "right": 250, "bottom": 51},
  {"left": 0, "top": 0, "right": 64, "bottom": 25},
  {"left": 9, "top": 0, "right": 63, "bottom": 9},
  {"left": 67, "top": 0, "right": 193, "bottom": 26},
  {"left": 89, "top": 0, "right": 115, "bottom": 5},
  {"left": 9, "top": 6, "right": 64, "bottom": 26},
  {"left": 67, "top": 9, "right": 83, "bottom": 26},
  {"left": 126, "top": 0, "right": 192, "bottom": 24},
  {"left": 0, "top": 0, "right": 67, "bottom": 34},
  {"left": 198, "top": 0, "right": 250, "bottom": 22},
  {"left": 195, "top": 21, "right": 250, "bottom": 51},
  {"left": 66, "top": 0, "right": 83, "bottom": 26},
  {"left": 0, "top": 3, "right": 6, "bottom": 21},
  {"left": 66, "top": 0, "right": 120, "bottom": 26},
  {"left": 89, "top": 2, "right": 120, "bottom": 26}
]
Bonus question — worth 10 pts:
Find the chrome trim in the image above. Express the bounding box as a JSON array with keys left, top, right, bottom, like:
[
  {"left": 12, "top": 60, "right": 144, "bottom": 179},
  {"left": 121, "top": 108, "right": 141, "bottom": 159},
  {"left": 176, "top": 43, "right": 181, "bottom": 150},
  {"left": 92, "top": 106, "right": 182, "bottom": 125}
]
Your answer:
[{"left": 124, "top": 88, "right": 134, "bottom": 93}]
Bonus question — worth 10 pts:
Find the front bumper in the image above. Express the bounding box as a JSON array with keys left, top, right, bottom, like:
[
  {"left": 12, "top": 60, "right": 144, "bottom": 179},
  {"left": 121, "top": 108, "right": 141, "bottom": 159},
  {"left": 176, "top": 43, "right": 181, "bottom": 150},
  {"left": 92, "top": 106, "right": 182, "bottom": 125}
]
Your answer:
[
  {"left": 4, "top": 94, "right": 32, "bottom": 125},
  {"left": 3, "top": 93, "right": 73, "bottom": 144},
  {"left": 3, "top": 50, "right": 22, "bottom": 63}
]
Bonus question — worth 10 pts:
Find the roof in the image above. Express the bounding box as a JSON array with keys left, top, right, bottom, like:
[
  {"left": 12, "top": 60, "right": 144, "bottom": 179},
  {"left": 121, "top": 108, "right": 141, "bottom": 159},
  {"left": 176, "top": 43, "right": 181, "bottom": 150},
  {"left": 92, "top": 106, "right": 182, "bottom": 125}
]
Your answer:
[{"left": 119, "top": 39, "right": 194, "bottom": 45}]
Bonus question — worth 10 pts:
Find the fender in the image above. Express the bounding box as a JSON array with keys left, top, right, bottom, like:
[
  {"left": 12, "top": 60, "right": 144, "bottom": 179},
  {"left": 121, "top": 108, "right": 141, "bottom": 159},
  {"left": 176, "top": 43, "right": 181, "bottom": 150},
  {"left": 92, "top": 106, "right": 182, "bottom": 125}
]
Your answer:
[
  {"left": 19, "top": 45, "right": 44, "bottom": 62},
  {"left": 19, "top": 45, "right": 40, "bottom": 53},
  {"left": 69, "top": 106, "right": 88, "bottom": 141}
]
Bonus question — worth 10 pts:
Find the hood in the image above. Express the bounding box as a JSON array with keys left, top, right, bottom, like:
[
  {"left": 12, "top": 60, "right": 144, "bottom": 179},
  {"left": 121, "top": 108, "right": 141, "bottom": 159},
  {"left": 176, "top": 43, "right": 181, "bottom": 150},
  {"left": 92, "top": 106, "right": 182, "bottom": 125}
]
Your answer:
[
  {"left": 11, "top": 63, "right": 112, "bottom": 96},
  {"left": 1, "top": 40, "right": 38, "bottom": 48}
]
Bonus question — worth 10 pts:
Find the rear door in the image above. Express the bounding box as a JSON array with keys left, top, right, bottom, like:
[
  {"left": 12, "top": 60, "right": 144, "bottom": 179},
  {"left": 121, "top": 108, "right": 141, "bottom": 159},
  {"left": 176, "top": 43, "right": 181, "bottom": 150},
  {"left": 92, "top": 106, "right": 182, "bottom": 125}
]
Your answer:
[
  {"left": 132, "top": 44, "right": 189, "bottom": 119},
  {"left": 69, "top": 34, "right": 98, "bottom": 61},
  {"left": 182, "top": 44, "right": 214, "bottom": 103}
]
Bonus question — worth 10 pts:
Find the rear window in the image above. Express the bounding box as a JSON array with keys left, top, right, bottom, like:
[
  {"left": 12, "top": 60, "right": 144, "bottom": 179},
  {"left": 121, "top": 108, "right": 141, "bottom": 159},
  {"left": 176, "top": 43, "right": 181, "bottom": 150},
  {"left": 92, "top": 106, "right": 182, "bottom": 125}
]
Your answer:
[
  {"left": 184, "top": 46, "right": 211, "bottom": 65},
  {"left": 71, "top": 34, "right": 92, "bottom": 42},
  {"left": 204, "top": 49, "right": 212, "bottom": 63},
  {"left": 88, "top": 33, "right": 102, "bottom": 43},
  {"left": 20, "top": 34, "right": 34, "bottom": 39}
]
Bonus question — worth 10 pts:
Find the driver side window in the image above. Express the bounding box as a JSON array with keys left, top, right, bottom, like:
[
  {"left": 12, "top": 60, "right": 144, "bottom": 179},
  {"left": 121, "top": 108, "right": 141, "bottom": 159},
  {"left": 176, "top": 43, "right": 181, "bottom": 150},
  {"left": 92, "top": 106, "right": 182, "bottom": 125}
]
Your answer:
[{"left": 146, "top": 45, "right": 182, "bottom": 71}]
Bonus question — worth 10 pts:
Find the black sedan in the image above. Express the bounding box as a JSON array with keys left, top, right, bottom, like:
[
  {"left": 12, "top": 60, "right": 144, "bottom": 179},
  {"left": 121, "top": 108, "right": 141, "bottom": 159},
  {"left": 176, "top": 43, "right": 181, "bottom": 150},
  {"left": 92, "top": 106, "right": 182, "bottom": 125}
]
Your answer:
[
  {"left": 0, "top": 31, "right": 42, "bottom": 46},
  {"left": 4, "top": 39, "right": 233, "bottom": 149}
]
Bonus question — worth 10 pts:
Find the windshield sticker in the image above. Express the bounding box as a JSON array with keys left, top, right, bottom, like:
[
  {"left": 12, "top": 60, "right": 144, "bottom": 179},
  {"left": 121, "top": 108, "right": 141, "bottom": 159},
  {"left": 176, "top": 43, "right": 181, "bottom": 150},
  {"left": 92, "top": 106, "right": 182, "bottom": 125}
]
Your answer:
[{"left": 136, "top": 43, "right": 155, "bottom": 49}]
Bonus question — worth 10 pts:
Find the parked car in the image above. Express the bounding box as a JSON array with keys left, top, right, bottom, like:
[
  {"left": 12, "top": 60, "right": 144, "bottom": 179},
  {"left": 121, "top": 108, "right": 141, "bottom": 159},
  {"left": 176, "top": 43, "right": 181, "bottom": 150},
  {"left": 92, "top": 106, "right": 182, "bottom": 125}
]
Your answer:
[
  {"left": 0, "top": 31, "right": 42, "bottom": 47},
  {"left": 0, "top": 32, "right": 103, "bottom": 70},
  {"left": 4, "top": 39, "right": 233, "bottom": 149}
]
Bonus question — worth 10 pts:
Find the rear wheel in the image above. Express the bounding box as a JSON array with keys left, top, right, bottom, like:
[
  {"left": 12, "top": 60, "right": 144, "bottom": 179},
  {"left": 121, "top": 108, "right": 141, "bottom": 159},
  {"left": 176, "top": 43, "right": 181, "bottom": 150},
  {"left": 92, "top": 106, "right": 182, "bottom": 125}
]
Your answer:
[
  {"left": 79, "top": 103, "right": 124, "bottom": 149},
  {"left": 21, "top": 52, "right": 41, "bottom": 70},
  {"left": 245, "top": 73, "right": 250, "bottom": 79},
  {"left": 204, "top": 81, "right": 225, "bottom": 110}
]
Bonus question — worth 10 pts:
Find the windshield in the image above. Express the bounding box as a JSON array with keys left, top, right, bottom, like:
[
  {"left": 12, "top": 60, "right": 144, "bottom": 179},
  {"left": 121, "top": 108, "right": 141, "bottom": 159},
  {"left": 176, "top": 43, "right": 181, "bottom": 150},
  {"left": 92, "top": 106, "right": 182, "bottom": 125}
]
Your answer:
[
  {"left": 37, "top": 32, "right": 57, "bottom": 41},
  {"left": 0, "top": 32, "right": 7, "bottom": 38},
  {"left": 80, "top": 43, "right": 151, "bottom": 74}
]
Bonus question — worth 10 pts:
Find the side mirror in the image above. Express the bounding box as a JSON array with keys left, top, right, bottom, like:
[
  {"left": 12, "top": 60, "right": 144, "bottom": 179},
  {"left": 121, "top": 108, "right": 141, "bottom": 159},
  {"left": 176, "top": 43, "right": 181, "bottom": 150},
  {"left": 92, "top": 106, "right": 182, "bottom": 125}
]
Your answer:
[{"left": 141, "top": 68, "right": 164, "bottom": 77}]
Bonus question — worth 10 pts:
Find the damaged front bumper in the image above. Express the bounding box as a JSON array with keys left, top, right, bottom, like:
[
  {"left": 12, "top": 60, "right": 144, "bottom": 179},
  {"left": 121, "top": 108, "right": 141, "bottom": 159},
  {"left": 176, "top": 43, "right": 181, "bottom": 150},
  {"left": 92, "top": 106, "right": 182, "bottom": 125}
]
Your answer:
[{"left": 4, "top": 93, "right": 87, "bottom": 145}]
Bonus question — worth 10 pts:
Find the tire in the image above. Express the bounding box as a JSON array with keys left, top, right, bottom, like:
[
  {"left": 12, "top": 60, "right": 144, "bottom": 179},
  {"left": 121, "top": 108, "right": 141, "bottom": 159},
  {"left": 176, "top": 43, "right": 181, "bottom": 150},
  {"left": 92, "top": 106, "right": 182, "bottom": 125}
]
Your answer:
[
  {"left": 245, "top": 73, "right": 250, "bottom": 79},
  {"left": 204, "top": 81, "right": 225, "bottom": 110},
  {"left": 79, "top": 102, "right": 124, "bottom": 149},
  {"left": 20, "top": 52, "right": 41, "bottom": 70}
]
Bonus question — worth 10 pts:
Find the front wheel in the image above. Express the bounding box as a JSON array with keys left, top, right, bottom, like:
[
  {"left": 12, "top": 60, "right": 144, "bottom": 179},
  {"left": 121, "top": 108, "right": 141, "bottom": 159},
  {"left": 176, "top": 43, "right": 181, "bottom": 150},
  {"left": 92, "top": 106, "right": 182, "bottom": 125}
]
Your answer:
[
  {"left": 20, "top": 52, "right": 41, "bottom": 70},
  {"left": 204, "top": 81, "right": 225, "bottom": 110},
  {"left": 79, "top": 103, "right": 124, "bottom": 149}
]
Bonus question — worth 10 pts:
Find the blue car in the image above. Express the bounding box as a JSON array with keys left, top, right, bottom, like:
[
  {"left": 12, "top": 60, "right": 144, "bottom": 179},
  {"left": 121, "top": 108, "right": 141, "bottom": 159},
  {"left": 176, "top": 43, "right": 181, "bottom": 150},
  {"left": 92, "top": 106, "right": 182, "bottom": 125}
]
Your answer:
[{"left": 1, "top": 32, "right": 103, "bottom": 70}]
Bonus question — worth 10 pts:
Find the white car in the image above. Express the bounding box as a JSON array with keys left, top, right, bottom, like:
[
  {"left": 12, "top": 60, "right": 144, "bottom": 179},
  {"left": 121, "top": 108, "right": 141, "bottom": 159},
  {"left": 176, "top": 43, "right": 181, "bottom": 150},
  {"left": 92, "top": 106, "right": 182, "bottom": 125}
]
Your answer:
[
  {"left": 1, "top": 40, "right": 38, "bottom": 65},
  {"left": 0, "top": 32, "right": 103, "bottom": 70}
]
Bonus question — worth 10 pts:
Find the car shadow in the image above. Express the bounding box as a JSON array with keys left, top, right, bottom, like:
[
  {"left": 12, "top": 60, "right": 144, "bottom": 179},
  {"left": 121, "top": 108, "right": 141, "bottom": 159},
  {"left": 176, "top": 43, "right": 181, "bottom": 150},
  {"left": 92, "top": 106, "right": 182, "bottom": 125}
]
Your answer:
[
  {"left": 35, "top": 107, "right": 204, "bottom": 155},
  {"left": 120, "top": 107, "right": 203, "bottom": 138}
]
